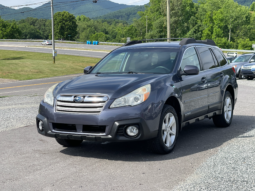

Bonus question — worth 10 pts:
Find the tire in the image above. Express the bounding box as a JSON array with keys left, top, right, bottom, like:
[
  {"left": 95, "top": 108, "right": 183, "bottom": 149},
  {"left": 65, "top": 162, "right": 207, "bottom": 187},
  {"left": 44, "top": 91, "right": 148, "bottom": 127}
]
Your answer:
[
  {"left": 247, "top": 77, "right": 254, "bottom": 80},
  {"left": 149, "top": 105, "right": 179, "bottom": 154},
  {"left": 238, "top": 72, "right": 244, "bottom": 79},
  {"left": 55, "top": 138, "right": 83, "bottom": 147},
  {"left": 213, "top": 91, "right": 233, "bottom": 127}
]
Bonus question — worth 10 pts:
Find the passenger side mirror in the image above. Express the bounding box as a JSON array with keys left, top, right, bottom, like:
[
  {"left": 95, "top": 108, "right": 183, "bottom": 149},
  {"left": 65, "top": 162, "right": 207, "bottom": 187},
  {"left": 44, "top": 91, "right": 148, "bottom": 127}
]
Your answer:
[
  {"left": 250, "top": 59, "right": 255, "bottom": 63},
  {"left": 84, "top": 66, "right": 93, "bottom": 74},
  {"left": 182, "top": 65, "right": 199, "bottom": 75}
]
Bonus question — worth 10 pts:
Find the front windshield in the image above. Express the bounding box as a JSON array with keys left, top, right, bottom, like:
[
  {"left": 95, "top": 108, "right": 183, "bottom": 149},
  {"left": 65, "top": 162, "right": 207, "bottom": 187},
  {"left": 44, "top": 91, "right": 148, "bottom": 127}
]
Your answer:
[
  {"left": 91, "top": 48, "right": 179, "bottom": 74},
  {"left": 232, "top": 55, "right": 251, "bottom": 63}
]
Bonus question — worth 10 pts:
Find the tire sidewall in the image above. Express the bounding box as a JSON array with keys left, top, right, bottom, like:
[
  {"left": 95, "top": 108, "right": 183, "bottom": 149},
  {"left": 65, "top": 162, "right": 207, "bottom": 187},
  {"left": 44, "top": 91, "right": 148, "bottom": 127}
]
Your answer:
[{"left": 157, "top": 105, "right": 179, "bottom": 152}]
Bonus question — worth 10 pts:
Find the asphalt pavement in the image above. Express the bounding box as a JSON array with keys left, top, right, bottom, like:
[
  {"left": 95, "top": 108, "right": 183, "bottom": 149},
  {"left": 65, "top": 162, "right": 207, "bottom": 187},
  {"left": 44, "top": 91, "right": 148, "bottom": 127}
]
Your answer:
[
  {"left": 0, "top": 79, "right": 255, "bottom": 190},
  {"left": 0, "top": 74, "right": 82, "bottom": 96}
]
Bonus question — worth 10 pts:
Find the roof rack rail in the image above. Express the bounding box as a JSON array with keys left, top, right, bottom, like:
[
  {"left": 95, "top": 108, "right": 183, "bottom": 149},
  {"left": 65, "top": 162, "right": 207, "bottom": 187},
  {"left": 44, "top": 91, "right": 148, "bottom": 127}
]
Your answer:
[
  {"left": 123, "top": 38, "right": 185, "bottom": 46},
  {"left": 180, "top": 38, "right": 216, "bottom": 46}
]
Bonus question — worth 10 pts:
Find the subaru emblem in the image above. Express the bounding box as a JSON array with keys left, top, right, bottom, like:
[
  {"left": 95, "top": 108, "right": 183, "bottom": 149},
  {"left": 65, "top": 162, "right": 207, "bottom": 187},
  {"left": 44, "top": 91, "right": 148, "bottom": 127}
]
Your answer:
[{"left": 74, "top": 96, "right": 83, "bottom": 103}]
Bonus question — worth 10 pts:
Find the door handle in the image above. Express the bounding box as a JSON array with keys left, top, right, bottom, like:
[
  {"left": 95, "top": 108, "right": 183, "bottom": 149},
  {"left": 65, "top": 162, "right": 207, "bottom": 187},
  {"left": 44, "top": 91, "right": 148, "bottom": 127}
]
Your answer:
[{"left": 201, "top": 77, "right": 207, "bottom": 83}]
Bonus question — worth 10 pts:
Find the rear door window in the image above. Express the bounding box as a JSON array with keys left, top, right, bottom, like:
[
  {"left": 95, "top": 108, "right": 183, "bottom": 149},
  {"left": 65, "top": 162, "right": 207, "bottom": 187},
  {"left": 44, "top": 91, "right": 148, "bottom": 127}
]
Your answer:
[
  {"left": 212, "top": 48, "right": 227, "bottom": 66},
  {"left": 197, "top": 47, "right": 217, "bottom": 70}
]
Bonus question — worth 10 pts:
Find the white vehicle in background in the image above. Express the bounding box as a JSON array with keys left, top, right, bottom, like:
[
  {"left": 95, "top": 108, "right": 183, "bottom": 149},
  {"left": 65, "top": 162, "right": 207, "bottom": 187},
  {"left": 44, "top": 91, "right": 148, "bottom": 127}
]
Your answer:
[{"left": 41, "top": 40, "right": 52, "bottom": 45}]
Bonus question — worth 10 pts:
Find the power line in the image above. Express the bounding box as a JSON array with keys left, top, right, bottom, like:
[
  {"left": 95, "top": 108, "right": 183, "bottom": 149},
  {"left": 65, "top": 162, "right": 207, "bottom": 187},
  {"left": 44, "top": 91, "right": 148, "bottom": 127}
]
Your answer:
[
  {"left": 0, "top": 0, "right": 92, "bottom": 17},
  {"left": 0, "top": 1, "right": 50, "bottom": 10}
]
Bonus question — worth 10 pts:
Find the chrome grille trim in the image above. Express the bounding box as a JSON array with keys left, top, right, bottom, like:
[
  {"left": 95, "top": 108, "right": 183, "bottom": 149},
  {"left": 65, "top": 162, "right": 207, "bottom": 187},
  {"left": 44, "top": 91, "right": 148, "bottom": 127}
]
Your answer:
[
  {"left": 56, "top": 94, "right": 108, "bottom": 114},
  {"left": 56, "top": 101, "right": 105, "bottom": 107},
  {"left": 56, "top": 106, "right": 102, "bottom": 112}
]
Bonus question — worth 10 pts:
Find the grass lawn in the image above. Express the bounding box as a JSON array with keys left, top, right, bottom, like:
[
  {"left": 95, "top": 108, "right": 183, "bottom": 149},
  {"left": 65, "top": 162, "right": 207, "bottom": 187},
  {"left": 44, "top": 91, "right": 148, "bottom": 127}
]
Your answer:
[{"left": 0, "top": 50, "right": 100, "bottom": 80}]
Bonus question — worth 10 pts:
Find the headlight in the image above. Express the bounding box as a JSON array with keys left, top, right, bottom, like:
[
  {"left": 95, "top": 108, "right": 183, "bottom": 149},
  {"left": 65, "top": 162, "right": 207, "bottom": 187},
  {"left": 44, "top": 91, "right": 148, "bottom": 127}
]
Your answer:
[
  {"left": 44, "top": 84, "right": 58, "bottom": 106},
  {"left": 110, "top": 84, "right": 151, "bottom": 108},
  {"left": 252, "top": 65, "right": 255, "bottom": 69},
  {"left": 241, "top": 65, "right": 244, "bottom": 69}
]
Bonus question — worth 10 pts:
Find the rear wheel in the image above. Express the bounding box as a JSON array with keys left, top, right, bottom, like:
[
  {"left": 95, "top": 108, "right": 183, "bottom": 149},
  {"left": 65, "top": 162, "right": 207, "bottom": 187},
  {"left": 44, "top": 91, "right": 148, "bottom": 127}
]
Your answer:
[
  {"left": 213, "top": 91, "right": 233, "bottom": 127},
  {"left": 149, "top": 105, "right": 179, "bottom": 154},
  {"left": 55, "top": 138, "right": 83, "bottom": 147}
]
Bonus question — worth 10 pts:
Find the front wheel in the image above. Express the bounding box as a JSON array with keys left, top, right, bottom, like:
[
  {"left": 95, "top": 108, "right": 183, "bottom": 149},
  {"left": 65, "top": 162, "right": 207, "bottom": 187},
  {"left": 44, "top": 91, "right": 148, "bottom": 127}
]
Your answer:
[
  {"left": 149, "top": 105, "right": 179, "bottom": 154},
  {"left": 247, "top": 77, "right": 254, "bottom": 80},
  {"left": 213, "top": 91, "right": 233, "bottom": 127},
  {"left": 55, "top": 138, "right": 83, "bottom": 147},
  {"left": 238, "top": 72, "right": 245, "bottom": 79}
]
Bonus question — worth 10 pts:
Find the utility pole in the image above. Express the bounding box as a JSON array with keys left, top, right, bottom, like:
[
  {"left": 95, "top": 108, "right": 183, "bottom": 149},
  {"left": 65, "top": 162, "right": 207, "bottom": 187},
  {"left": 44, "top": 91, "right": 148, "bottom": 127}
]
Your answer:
[
  {"left": 146, "top": 16, "right": 148, "bottom": 42},
  {"left": 51, "top": 0, "right": 56, "bottom": 64},
  {"left": 167, "top": 0, "right": 171, "bottom": 42}
]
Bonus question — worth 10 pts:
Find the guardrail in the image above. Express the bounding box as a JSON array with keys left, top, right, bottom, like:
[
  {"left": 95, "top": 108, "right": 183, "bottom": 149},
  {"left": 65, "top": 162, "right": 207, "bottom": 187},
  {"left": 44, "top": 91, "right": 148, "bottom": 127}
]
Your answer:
[{"left": 221, "top": 49, "right": 255, "bottom": 53}]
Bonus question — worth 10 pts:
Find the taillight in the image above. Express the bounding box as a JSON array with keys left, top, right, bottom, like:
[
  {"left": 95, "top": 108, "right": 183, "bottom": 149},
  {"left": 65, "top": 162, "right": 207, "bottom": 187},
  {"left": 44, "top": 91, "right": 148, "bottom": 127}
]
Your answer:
[{"left": 232, "top": 67, "right": 236, "bottom": 74}]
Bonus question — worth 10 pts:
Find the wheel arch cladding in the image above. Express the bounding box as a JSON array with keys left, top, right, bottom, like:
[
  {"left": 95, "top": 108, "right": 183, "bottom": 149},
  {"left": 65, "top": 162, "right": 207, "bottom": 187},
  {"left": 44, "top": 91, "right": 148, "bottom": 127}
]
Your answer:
[
  {"left": 165, "top": 96, "right": 181, "bottom": 131},
  {"left": 226, "top": 85, "right": 235, "bottom": 107}
]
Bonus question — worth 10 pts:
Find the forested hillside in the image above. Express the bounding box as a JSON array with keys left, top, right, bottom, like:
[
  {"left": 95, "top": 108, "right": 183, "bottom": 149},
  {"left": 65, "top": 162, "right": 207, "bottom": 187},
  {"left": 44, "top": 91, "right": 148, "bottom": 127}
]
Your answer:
[
  {"left": 95, "top": 6, "right": 146, "bottom": 24},
  {"left": 0, "top": 0, "right": 133, "bottom": 20},
  {"left": 193, "top": 0, "right": 253, "bottom": 5}
]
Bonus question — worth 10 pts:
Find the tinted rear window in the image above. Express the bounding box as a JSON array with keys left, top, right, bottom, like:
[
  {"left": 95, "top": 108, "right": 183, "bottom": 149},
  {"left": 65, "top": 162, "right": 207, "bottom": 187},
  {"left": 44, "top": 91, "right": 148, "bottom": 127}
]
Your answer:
[
  {"left": 197, "top": 47, "right": 216, "bottom": 70},
  {"left": 212, "top": 48, "right": 227, "bottom": 66}
]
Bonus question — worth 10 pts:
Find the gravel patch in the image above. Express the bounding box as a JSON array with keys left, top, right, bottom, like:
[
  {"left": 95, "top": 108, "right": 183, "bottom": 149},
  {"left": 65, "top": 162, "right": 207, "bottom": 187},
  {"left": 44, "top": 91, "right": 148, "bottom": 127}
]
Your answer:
[
  {"left": 0, "top": 95, "right": 42, "bottom": 132},
  {"left": 173, "top": 124, "right": 255, "bottom": 191},
  {"left": 0, "top": 78, "right": 18, "bottom": 84}
]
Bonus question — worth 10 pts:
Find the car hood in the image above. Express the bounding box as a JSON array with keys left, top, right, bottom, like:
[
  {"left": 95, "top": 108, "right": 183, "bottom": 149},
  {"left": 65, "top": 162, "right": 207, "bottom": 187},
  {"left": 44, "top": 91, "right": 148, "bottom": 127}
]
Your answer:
[
  {"left": 243, "top": 63, "right": 255, "bottom": 66},
  {"left": 54, "top": 74, "right": 168, "bottom": 99},
  {"left": 230, "top": 62, "right": 248, "bottom": 66}
]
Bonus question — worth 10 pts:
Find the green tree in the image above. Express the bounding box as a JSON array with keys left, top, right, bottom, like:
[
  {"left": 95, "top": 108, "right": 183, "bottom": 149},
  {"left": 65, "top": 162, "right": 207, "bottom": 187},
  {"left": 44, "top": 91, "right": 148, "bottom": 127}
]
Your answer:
[
  {"left": 53, "top": 11, "right": 77, "bottom": 40},
  {"left": 250, "top": 2, "right": 255, "bottom": 11}
]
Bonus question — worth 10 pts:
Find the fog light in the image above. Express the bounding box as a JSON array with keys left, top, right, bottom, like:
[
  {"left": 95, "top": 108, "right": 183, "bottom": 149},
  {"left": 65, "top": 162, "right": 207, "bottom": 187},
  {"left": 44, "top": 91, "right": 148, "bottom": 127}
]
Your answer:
[
  {"left": 38, "top": 121, "right": 44, "bottom": 131},
  {"left": 126, "top": 126, "right": 139, "bottom": 137}
]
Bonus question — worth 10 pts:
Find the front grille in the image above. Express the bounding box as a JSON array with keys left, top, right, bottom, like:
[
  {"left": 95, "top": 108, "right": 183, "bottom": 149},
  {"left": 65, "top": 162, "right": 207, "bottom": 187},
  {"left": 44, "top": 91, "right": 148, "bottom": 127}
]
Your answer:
[
  {"left": 52, "top": 123, "right": 76, "bottom": 132},
  {"left": 243, "top": 66, "right": 253, "bottom": 70},
  {"left": 83, "top": 125, "right": 106, "bottom": 133},
  {"left": 56, "top": 95, "right": 108, "bottom": 114},
  {"left": 52, "top": 123, "right": 106, "bottom": 134}
]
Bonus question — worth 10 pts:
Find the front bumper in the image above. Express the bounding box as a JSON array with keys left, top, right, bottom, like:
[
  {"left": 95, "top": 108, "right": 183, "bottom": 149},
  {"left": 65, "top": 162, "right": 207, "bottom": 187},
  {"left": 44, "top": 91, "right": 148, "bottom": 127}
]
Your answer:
[
  {"left": 241, "top": 69, "right": 255, "bottom": 78},
  {"left": 36, "top": 100, "right": 161, "bottom": 142}
]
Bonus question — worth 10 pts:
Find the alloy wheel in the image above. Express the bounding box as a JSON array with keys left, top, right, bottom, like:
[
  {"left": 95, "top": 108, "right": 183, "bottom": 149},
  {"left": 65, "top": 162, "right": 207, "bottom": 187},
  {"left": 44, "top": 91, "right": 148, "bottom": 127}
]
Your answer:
[
  {"left": 224, "top": 97, "right": 232, "bottom": 123},
  {"left": 162, "top": 112, "right": 176, "bottom": 147}
]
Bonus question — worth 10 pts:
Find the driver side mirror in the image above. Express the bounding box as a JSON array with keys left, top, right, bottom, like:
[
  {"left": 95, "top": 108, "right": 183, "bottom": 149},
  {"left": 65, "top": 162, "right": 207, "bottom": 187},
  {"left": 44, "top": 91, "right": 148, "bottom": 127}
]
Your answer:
[
  {"left": 84, "top": 66, "right": 93, "bottom": 74},
  {"left": 250, "top": 59, "right": 255, "bottom": 63},
  {"left": 182, "top": 65, "right": 199, "bottom": 75}
]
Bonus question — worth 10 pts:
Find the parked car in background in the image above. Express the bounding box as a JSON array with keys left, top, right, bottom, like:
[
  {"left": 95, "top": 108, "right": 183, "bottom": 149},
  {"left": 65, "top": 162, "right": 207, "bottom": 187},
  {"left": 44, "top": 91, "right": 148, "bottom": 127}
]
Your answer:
[
  {"left": 36, "top": 38, "right": 238, "bottom": 154},
  {"left": 230, "top": 54, "right": 255, "bottom": 79},
  {"left": 41, "top": 40, "right": 52, "bottom": 45},
  {"left": 227, "top": 52, "right": 237, "bottom": 57},
  {"left": 240, "top": 61, "right": 255, "bottom": 80},
  {"left": 226, "top": 57, "right": 236, "bottom": 63}
]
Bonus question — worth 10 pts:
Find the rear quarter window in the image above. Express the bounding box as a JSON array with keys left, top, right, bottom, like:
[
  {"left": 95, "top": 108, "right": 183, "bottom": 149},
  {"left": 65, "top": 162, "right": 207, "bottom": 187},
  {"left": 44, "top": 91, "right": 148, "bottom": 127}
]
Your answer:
[{"left": 212, "top": 48, "right": 227, "bottom": 66}]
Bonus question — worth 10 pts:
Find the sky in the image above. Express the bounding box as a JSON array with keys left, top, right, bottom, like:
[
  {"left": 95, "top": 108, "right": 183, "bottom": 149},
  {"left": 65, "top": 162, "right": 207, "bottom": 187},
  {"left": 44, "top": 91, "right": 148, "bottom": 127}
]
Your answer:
[{"left": 0, "top": 0, "right": 150, "bottom": 9}]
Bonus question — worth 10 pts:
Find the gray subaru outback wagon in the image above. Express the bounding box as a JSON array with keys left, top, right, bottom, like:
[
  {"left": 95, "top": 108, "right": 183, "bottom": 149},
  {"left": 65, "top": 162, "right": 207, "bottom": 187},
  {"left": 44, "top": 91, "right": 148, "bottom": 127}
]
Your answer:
[{"left": 36, "top": 38, "right": 238, "bottom": 154}]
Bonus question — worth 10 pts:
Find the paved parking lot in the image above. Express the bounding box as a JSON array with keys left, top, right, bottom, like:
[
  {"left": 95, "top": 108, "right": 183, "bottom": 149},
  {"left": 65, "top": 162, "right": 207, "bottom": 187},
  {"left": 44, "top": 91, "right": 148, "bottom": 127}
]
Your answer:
[{"left": 0, "top": 79, "right": 254, "bottom": 190}]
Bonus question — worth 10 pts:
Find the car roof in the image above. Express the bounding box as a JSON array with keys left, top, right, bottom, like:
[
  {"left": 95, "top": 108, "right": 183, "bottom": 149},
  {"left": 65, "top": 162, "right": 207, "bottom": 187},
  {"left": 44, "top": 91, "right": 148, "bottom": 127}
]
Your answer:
[{"left": 118, "top": 41, "right": 216, "bottom": 50}]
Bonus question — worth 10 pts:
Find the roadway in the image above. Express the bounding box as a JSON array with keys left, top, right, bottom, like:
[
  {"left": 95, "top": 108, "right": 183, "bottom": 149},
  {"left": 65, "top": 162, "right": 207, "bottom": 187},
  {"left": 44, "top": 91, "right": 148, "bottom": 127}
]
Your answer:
[{"left": 0, "top": 74, "right": 82, "bottom": 96}]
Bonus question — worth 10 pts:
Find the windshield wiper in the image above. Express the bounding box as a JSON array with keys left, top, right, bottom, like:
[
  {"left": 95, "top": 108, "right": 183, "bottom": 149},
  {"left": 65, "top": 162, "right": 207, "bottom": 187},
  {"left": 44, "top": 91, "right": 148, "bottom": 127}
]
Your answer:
[{"left": 127, "top": 71, "right": 138, "bottom": 74}]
